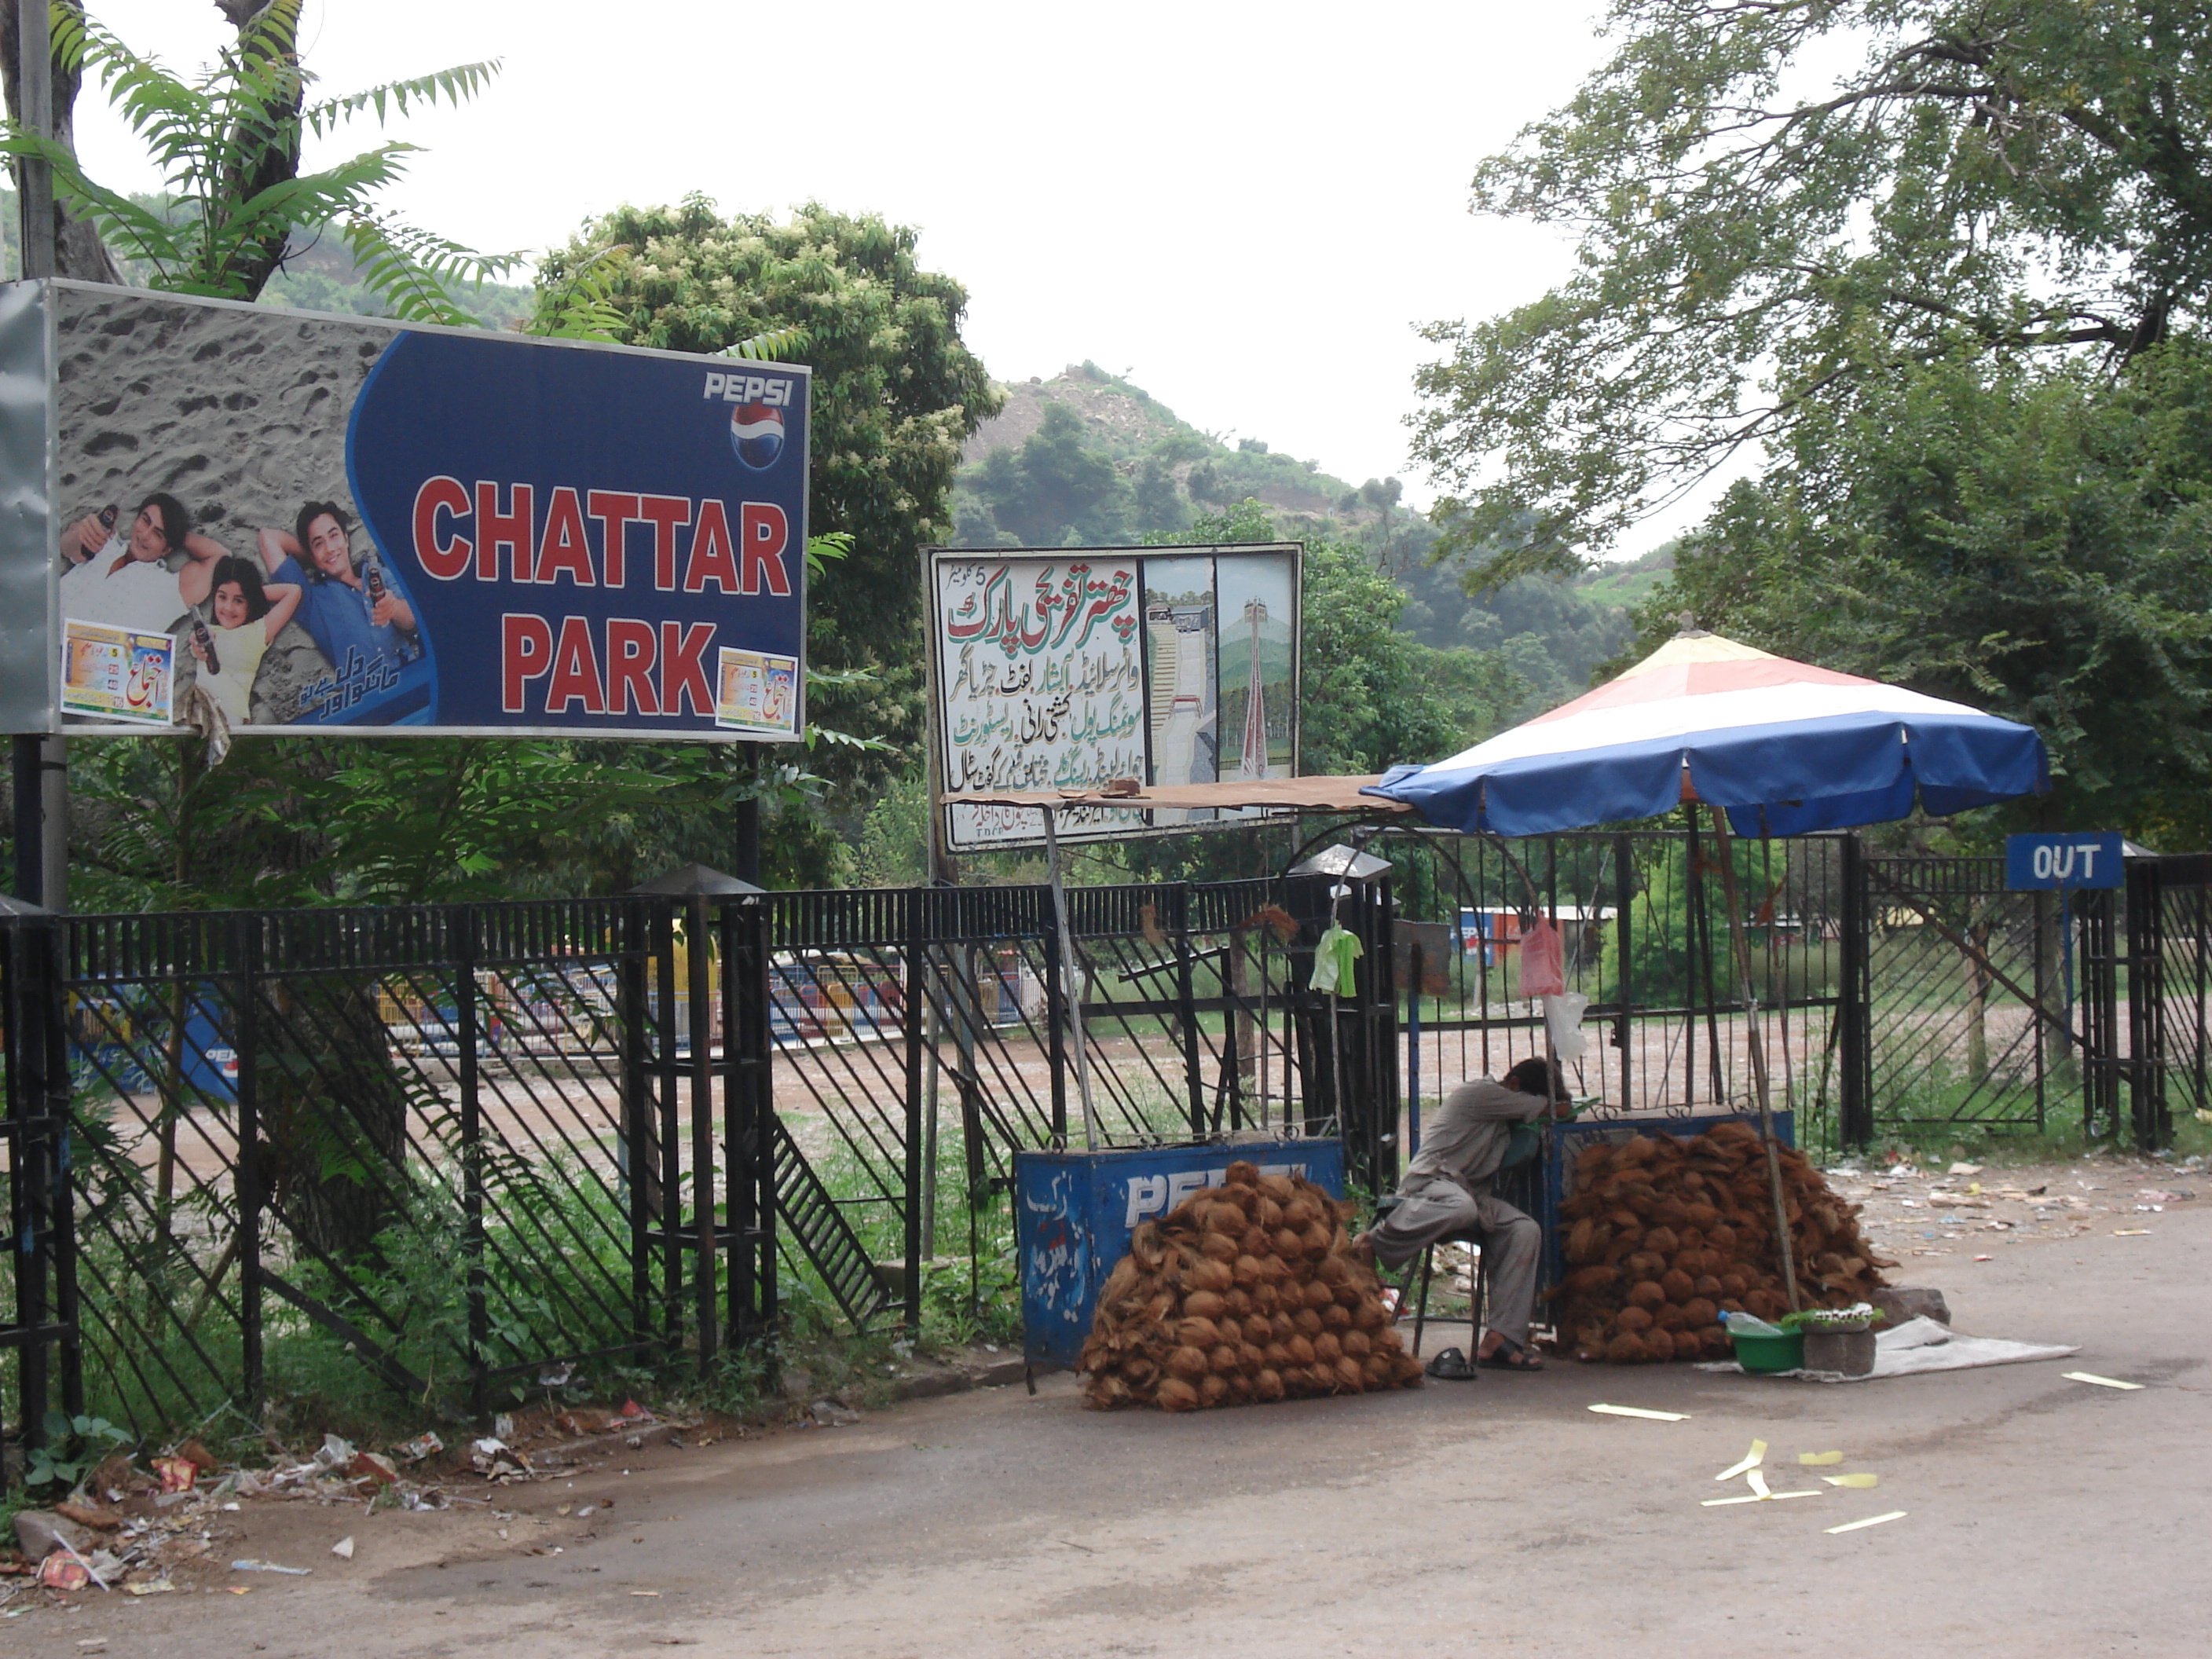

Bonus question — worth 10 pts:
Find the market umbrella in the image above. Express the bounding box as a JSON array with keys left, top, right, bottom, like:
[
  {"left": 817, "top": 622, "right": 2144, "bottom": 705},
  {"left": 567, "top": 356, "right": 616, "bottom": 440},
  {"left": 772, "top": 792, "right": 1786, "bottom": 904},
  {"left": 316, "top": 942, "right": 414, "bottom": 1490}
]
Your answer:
[
  {"left": 1364, "top": 628, "right": 2050, "bottom": 1307},
  {"left": 1365, "top": 628, "right": 2047, "bottom": 838}
]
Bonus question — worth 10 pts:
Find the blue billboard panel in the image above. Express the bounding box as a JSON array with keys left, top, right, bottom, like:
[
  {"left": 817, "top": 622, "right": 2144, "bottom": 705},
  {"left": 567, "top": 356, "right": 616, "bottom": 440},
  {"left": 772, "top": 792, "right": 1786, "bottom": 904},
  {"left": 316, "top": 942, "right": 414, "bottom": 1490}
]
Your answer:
[{"left": 31, "top": 281, "right": 806, "bottom": 740}]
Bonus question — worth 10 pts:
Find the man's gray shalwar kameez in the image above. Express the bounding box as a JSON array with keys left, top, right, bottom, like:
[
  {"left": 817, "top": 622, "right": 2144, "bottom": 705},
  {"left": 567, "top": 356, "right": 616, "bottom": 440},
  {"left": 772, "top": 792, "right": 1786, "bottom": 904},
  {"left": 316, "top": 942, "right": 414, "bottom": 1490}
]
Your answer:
[{"left": 1367, "top": 1078, "right": 1544, "bottom": 1346}]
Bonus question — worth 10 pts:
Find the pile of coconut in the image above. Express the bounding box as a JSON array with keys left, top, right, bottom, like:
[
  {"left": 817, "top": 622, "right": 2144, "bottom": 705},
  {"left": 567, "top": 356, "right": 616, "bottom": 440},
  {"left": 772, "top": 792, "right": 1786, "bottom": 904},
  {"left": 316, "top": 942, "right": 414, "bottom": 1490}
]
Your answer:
[
  {"left": 1553, "top": 1120, "right": 1893, "bottom": 1364},
  {"left": 1081, "top": 1160, "right": 1424, "bottom": 1409}
]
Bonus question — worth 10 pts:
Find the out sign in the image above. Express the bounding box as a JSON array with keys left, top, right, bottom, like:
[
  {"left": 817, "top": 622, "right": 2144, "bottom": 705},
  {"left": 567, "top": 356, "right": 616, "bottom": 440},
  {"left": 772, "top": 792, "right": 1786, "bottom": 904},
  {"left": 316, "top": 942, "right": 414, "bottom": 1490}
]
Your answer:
[{"left": 2006, "top": 832, "right": 2124, "bottom": 891}]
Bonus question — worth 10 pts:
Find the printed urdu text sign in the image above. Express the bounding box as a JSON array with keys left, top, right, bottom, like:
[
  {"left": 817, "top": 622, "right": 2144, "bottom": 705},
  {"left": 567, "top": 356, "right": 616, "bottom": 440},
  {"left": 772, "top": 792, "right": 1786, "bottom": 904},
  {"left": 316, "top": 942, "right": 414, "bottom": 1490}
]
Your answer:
[
  {"left": 930, "top": 544, "right": 1299, "bottom": 851},
  {"left": 24, "top": 280, "right": 807, "bottom": 738}
]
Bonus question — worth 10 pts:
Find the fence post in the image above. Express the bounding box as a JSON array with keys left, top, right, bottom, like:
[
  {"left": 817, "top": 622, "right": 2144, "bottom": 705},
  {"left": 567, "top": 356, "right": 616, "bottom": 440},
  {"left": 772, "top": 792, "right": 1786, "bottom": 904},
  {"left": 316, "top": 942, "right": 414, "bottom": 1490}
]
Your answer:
[
  {"left": 2126, "top": 857, "right": 2168, "bottom": 1154},
  {"left": 455, "top": 908, "right": 488, "bottom": 1424},
  {"left": 688, "top": 891, "right": 717, "bottom": 1372},
  {"left": 1042, "top": 888, "right": 1068, "bottom": 1143},
  {"left": 227, "top": 912, "right": 264, "bottom": 1418},
  {"left": 2079, "top": 888, "right": 2120, "bottom": 1140},
  {"left": 1837, "top": 833, "right": 1872, "bottom": 1149},
  {"left": 723, "top": 896, "right": 767, "bottom": 1352},
  {"left": 1613, "top": 833, "right": 1633, "bottom": 1115},
  {"left": 1176, "top": 882, "right": 1203, "bottom": 1137},
  {"left": 903, "top": 887, "right": 925, "bottom": 1332},
  {"left": 617, "top": 898, "right": 654, "bottom": 1357}
]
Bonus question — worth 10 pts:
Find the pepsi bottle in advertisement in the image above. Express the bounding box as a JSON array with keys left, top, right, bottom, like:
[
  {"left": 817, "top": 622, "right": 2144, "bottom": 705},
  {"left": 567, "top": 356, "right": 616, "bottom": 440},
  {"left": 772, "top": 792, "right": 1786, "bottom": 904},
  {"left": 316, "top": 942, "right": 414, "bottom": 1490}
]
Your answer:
[
  {"left": 362, "top": 545, "right": 422, "bottom": 663},
  {"left": 191, "top": 603, "right": 220, "bottom": 676}
]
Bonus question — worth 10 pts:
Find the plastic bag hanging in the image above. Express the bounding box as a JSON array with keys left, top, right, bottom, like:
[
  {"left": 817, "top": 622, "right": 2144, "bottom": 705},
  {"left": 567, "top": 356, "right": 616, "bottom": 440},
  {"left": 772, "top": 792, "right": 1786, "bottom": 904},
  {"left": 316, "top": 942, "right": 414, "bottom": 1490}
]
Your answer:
[
  {"left": 1518, "top": 915, "right": 1566, "bottom": 999},
  {"left": 1309, "top": 921, "right": 1363, "bottom": 996},
  {"left": 1543, "top": 991, "right": 1591, "bottom": 1061}
]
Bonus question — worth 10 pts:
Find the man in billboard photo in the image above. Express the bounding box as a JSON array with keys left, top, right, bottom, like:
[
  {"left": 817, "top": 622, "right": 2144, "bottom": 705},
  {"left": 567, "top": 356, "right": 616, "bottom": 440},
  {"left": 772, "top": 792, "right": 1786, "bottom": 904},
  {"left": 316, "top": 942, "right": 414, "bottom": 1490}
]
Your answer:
[
  {"left": 58, "top": 493, "right": 233, "bottom": 632},
  {"left": 256, "top": 500, "right": 423, "bottom": 713},
  {"left": 185, "top": 556, "right": 302, "bottom": 727}
]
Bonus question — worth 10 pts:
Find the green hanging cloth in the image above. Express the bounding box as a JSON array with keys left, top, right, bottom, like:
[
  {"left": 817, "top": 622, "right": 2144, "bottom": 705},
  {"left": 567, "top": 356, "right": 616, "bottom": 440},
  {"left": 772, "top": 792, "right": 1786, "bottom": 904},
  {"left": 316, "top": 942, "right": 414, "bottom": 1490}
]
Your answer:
[{"left": 1309, "top": 921, "right": 1364, "bottom": 996}]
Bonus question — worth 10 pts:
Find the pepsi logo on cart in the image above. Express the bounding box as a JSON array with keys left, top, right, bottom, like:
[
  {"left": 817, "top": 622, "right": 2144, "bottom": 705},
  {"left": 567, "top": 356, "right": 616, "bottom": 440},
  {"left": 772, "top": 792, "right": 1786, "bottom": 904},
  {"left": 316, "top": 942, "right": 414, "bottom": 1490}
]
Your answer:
[{"left": 730, "top": 401, "right": 785, "bottom": 470}]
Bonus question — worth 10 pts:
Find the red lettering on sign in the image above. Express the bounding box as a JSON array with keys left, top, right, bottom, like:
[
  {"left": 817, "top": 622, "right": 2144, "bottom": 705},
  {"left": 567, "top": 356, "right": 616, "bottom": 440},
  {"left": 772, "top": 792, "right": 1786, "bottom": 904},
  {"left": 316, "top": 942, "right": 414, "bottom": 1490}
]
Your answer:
[
  {"left": 501, "top": 613, "right": 554, "bottom": 712},
  {"left": 544, "top": 615, "right": 606, "bottom": 714},
  {"left": 683, "top": 500, "right": 741, "bottom": 594},
  {"left": 606, "top": 618, "right": 660, "bottom": 716},
  {"left": 588, "top": 490, "right": 642, "bottom": 587},
  {"left": 412, "top": 477, "right": 472, "bottom": 580},
  {"left": 536, "top": 486, "right": 595, "bottom": 586},
  {"left": 638, "top": 496, "right": 691, "bottom": 591},
  {"left": 740, "top": 502, "right": 791, "bottom": 596},
  {"left": 476, "top": 481, "right": 536, "bottom": 584},
  {"left": 661, "top": 621, "right": 716, "bottom": 717}
]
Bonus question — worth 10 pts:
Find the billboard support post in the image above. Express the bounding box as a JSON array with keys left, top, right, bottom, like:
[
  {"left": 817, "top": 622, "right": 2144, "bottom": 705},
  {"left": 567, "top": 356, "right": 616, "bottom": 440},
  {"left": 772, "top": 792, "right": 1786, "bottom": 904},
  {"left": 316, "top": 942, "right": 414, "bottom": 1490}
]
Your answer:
[{"left": 12, "top": 0, "right": 64, "bottom": 910}]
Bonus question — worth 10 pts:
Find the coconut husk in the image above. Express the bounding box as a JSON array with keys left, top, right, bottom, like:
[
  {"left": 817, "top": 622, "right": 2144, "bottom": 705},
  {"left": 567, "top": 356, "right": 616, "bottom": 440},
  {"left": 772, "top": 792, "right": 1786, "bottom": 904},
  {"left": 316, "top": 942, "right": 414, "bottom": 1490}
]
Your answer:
[
  {"left": 1551, "top": 1124, "right": 1890, "bottom": 1365},
  {"left": 1082, "top": 1163, "right": 1414, "bottom": 1410}
]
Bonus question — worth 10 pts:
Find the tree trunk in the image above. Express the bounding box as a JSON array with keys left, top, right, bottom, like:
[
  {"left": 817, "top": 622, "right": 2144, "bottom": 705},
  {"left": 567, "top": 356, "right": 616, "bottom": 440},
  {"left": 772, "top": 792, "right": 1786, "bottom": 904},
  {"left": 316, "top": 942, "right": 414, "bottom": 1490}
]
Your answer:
[
  {"left": 258, "top": 972, "right": 409, "bottom": 1262},
  {"left": 1, "top": 1, "right": 125, "bottom": 282}
]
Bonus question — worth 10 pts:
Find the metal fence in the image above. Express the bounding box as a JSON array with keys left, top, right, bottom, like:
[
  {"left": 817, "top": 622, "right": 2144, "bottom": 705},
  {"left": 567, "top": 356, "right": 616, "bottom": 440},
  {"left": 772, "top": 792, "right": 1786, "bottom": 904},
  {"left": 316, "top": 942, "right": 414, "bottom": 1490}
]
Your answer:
[
  {"left": 1372, "top": 826, "right": 1859, "bottom": 1152},
  {"left": 6, "top": 842, "right": 2207, "bottom": 1470}
]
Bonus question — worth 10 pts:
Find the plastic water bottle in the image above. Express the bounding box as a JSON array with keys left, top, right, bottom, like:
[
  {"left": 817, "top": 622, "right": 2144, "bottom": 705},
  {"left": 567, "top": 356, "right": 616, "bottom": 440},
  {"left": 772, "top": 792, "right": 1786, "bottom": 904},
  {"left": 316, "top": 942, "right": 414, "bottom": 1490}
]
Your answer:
[{"left": 1722, "top": 1308, "right": 1785, "bottom": 1339}]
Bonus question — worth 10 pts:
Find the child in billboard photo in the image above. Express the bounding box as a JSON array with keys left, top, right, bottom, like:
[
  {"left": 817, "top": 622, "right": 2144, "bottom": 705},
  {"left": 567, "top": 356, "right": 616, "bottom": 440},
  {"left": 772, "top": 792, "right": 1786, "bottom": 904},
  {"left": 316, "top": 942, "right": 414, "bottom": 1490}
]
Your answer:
[
  {"left": 186, "top": 556, "right": 302, "bottom": 727},
  {"left": 257, "top": 500, "right": 424, "bottom": 716},
  {"left": 58, "top": 492, "right": 233, "bottom": 633}
]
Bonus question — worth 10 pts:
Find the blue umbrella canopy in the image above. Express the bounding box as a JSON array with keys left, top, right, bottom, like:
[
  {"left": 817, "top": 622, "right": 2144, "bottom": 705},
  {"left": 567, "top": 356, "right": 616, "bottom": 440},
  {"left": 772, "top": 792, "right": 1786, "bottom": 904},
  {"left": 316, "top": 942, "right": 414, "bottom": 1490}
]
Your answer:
[{"left": 1366, "top": 631, "right": 2048, "bottom": 836}]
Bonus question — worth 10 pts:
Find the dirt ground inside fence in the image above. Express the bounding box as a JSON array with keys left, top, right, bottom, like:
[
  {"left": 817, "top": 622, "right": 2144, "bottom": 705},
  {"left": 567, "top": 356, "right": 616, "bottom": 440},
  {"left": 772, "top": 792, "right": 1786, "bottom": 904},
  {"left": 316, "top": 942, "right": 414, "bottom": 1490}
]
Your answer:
[{"left": 13, "top": 1155, "right": 2207, "bottom": 1657}]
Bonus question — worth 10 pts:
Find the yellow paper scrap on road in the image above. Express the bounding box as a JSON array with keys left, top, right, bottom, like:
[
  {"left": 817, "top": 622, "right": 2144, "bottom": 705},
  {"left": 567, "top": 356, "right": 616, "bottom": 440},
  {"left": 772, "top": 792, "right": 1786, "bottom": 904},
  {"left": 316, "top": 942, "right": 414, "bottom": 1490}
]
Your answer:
[
  {"left": 1822, "top": 1473, "right": 1880, "bottom": 1489},
  {"left": 1716, "top": 1439, "right": 1767, "bottom": 1481},
  {"left": 1799, "top": 1450, "right": 1844, "bottom": 1466},
  {"left": 1825, "top": 1511, "right": 1907, "bottom": 1535},
  {"left": 1702, "top": 1490, "right": 1821, "bottom": 1507},
  {"left": 1588, "top": 1404, "right": 1689, "bottom": 1420},
  {"left": 1747, "top": 1468, "right": 1771, "bottom": 1499},
  {"left": 2063, "top": 1372, "right": 2144, "bottom": 1390}
]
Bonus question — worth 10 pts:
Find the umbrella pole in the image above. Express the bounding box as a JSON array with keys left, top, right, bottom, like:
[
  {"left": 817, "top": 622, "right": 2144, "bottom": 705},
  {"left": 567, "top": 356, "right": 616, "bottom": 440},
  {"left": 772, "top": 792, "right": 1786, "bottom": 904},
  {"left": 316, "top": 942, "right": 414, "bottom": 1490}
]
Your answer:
[{"left": 1705, "top": 804, "right": 1802, "bottom": 1313}]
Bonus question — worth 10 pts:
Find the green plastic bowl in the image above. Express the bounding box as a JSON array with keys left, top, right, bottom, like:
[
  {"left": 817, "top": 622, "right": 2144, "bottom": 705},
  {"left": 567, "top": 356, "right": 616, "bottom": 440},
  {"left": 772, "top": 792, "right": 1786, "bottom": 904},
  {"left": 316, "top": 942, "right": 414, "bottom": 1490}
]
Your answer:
[{"left": 1730, "top": 1329, "right": 1806, "bottom": 1374}]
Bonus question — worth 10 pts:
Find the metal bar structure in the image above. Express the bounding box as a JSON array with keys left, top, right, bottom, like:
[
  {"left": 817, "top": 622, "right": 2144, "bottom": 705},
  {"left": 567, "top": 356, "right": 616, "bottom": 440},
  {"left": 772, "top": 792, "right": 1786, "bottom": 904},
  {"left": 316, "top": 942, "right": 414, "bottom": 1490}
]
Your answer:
[{"left": 5, "top": 844, "right": 2207, "bottom": 1462}]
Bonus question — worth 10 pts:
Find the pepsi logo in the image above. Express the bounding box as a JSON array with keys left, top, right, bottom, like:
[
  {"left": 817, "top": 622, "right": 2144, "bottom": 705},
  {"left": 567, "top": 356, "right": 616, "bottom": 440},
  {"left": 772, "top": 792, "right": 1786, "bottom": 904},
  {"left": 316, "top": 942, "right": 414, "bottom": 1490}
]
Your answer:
[{"left": 731, "top": 401, "right": 785, "bottom": 470}]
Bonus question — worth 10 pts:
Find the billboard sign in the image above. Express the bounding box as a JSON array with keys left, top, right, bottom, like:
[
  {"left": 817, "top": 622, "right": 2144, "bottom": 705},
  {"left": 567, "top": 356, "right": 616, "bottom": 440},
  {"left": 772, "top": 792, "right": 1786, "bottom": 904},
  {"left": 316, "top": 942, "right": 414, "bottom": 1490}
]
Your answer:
[
  {"left": 0, "top": 280, "right": 808, "bottom": 739},
  {"left": 928, "top": 544, "right": 1300, "bottom": 851}
]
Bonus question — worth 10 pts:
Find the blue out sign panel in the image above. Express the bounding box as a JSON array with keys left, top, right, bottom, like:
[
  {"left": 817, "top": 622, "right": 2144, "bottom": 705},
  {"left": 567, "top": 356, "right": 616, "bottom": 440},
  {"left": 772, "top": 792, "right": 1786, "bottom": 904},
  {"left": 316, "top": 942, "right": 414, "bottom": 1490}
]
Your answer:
[{"left": 2006, "top": 832, "right": 2124, "bottom": 890}]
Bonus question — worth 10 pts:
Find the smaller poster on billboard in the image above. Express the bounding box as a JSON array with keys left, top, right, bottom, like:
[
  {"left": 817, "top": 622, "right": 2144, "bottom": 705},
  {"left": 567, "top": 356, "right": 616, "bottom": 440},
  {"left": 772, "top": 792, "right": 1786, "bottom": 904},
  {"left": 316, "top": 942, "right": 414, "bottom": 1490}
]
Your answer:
[
  {"left": 715, "top": 646, "right": 800, "bottom": 737},
  {"left": 60, "top": 620, "right": 174, "bottom": 725}
]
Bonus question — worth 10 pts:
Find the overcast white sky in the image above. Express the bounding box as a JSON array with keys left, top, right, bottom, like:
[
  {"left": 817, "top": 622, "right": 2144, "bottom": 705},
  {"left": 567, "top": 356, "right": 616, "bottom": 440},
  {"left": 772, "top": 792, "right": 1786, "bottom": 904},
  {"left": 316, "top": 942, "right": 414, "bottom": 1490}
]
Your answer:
[{"left": 66, "top": 1, "right": 1716, "bottom": 555}]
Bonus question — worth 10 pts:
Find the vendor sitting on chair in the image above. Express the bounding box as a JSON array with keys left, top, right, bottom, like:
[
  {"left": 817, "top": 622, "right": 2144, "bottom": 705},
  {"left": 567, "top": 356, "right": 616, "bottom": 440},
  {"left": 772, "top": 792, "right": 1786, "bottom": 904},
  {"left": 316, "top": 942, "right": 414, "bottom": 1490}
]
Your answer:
[{"left": 1351, "top": 1055, "right": 1573, "bottom": 1374}]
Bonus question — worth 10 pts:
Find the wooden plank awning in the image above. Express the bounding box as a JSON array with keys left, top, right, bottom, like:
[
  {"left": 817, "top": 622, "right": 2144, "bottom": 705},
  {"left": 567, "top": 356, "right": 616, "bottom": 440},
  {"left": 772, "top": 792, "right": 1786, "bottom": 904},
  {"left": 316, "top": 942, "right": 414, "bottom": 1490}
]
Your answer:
[{"left": 939, "top": 775, "right": 1414, "bottom": 815}]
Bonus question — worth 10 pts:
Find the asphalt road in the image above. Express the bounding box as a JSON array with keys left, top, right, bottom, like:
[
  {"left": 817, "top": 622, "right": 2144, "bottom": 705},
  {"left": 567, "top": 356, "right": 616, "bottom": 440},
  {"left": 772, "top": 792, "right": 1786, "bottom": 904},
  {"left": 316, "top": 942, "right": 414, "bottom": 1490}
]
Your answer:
[{"left": 23, "top": 1166, "right": 2208, "bottom": 1657}]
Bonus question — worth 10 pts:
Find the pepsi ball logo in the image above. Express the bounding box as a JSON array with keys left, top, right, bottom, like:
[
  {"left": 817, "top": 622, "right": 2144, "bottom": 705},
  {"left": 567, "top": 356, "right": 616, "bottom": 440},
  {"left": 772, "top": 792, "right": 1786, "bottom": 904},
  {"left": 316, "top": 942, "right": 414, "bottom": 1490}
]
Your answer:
[{"left": 731, "top": 401, "right": 785, "bottom": 470}]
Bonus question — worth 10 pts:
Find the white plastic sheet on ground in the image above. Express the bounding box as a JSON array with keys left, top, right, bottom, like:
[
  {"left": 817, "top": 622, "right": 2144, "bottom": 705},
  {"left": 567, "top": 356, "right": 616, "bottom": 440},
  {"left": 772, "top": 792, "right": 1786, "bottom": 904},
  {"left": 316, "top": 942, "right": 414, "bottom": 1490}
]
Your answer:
[{"left": 1695, "top": 1317, "right": 2078, "bottom": 1383}]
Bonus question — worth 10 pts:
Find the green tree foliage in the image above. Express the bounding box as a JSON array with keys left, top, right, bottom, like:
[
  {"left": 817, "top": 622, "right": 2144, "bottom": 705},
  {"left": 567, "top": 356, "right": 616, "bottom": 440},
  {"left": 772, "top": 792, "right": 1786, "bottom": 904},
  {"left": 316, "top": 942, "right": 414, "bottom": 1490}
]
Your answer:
[
  {"left": 537, "top": 196, "right": 1002, "bottom": 767},
  {"left": 0, "top": 1, "right": 512, "bottom": 320},
  {"left": 967, "top": 402, "right": 1131, "bottom": 544},
  {"left": 1412, "top": 0, "right": 2212, "bottom": 576},
  {"left": 1656, "top": 348, "right": 2212, "bottom": 845},
  {"left": 1415, "top": 0, "right": 2212, "bottom": 845}
]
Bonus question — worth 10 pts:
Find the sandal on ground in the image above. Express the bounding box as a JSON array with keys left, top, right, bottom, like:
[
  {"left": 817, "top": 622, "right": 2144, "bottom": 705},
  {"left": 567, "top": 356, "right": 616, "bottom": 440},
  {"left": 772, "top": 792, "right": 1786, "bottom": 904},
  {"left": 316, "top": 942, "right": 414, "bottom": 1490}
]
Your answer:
[
  {"left": 1424, "top": 1346, "right": 1478, "bottom": 1381},
  {"left": 1478, "top": 1340, "right": 1544, "bottom": 1372}
]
